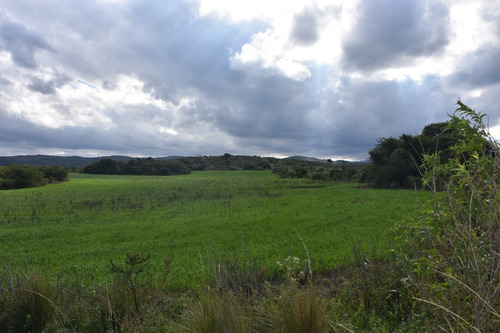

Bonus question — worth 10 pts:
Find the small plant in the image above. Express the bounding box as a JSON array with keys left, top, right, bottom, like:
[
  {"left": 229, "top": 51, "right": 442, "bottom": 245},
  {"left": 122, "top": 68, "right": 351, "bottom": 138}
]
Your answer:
[
  {"left": 108, "top": 252, "right": 151, "bottom": 331},
  {"left": 276, "top": 255, "right": 307, "bottom": 286},
  {"left": 109, "top": 252, "right": 151, "bottom": 314}
]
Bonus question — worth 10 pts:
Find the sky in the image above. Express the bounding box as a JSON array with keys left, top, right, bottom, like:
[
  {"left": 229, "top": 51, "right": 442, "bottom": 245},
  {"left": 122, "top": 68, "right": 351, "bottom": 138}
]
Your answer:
[{"left": 0, "top": 0, "right": 499, "bottom": 160}]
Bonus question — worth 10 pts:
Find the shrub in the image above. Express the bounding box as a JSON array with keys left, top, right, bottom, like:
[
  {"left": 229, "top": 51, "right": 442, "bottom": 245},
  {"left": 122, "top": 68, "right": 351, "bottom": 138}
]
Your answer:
[{"left": 0, "top": 165, "right": 43, "bottom": 189}]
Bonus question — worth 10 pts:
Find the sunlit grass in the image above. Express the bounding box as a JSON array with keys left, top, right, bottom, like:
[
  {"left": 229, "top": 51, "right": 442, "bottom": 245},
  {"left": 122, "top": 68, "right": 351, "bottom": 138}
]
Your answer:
[{"left": 0, "top": 171, "right": 430, "bottom": 289}]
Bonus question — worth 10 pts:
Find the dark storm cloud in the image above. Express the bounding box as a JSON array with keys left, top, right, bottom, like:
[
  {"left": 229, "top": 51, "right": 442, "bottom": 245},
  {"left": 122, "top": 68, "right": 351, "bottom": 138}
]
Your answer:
[
  {"left": 342, "top": 0, "right": 450, "bottom": 71},
  {"left": 290, "top": 8, "right": 320, "bottom": 46},
  {"left": 27, "top": 74, "right": 70, "bottom": 95},
  {"left": 131, "top": 6, "right": 266, "bottom": 98},
  {"left": 46, "top": 0, "right": 267, "bottom": 106},
  {"left": 194, "top": 66, "right": 454, "bottom": 159},
  {"left": 102, "top": 81, "right": 117, "bottom": 91},
  {"left": 212, "top": 75, "right": 313, "bottom": 139},
  {"left": 450, "top": 46, "right": 500, "bottom": 88},
  {"left": 0, "top": 16, "right": 54, "bottom": 68},
  {"left": 322, "top": 75, "right": 453, "bottom": 157},
  {"left": 0, "top": 0, "right": 270, "bottom": 156},
  {"left": 0, "top": 110, "right": 35, "bottom": 143},
  {"left": 446, "top": 3, "right": 500, "bottom": 92},
  {"left": 0, "top": 108, "right": 171, "bottom": 155}
]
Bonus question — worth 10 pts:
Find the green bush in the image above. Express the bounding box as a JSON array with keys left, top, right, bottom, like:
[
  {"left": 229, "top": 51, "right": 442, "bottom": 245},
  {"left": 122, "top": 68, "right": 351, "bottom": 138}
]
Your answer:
[{"left": 0, "top": 164, "right": 68, "bottom": 190}]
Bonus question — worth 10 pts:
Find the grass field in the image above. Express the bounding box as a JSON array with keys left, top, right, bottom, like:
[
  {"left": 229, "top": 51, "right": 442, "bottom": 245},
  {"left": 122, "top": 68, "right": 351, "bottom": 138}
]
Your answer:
[{"left": 0, "top": 171, "right": 429, "bottom": 290}]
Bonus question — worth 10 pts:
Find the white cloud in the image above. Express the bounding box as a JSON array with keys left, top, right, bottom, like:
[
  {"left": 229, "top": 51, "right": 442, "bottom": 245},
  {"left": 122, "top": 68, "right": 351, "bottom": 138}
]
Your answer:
[{"left": 229, "top": 30, "right": 311, "bottom": 81}]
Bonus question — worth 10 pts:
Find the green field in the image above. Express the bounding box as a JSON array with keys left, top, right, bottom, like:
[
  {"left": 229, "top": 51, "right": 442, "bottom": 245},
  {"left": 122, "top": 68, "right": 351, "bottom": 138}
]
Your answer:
[{"left": 0, "top": 171, "right": 429, "bottom": 289}]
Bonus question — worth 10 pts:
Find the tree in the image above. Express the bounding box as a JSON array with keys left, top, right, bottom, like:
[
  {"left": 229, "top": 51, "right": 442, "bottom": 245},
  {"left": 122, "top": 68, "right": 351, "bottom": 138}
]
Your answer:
[
  {"left": 83, "top": 158, "right": 123, "bottom": 174},
  {"left": 40, "top": 166, "right": 69, "bottom": 182},
  {"left": 366, "top": 121, "right": 457, "bottom": 188}
]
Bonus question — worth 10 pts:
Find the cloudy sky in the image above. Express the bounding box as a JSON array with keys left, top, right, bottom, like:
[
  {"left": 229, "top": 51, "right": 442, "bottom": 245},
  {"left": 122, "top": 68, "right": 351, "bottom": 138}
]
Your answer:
[{"left": 1, "top": 0, "right": 499, "bottom": 160}]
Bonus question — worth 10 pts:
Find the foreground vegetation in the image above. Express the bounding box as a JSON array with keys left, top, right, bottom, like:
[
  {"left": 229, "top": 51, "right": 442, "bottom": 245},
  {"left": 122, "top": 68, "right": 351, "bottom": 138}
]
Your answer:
[
  {"left": 0, "top": 101, "right": 498, "bottom": 332},
  {"left": 0, "top": 170, "right": 425, "bottom": 331}
]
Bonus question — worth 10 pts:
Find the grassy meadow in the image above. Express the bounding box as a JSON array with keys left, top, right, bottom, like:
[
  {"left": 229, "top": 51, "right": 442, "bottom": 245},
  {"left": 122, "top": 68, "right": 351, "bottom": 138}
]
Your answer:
[{"left": 0, "top": 171, "right": 429, "bottom": 290}]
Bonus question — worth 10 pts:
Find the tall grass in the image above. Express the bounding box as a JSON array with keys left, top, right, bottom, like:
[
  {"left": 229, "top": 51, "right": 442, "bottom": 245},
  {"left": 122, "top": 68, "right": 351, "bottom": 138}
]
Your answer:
[{"left": 186, "top": 291, "right": 248, "bottom": 333}]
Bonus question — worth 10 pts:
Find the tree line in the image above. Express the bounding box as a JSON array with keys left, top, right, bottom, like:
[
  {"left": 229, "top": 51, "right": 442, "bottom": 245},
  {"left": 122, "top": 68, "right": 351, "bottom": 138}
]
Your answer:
[
  {"left": 81, "top": 154, "right": 365, "bottom": 181},
  {"left": 82, "top": 157, "right": 190, "bottom": 176}
]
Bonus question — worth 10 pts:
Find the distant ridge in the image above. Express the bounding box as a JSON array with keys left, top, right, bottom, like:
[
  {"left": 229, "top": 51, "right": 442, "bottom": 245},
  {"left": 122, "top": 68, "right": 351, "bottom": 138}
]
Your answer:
[{"left": 0, "top": 154, "right": 365, "bottom": 169}]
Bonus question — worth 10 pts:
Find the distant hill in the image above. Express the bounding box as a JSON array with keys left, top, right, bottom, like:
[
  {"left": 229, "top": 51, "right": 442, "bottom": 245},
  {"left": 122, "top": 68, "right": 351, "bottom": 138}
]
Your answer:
[
  {"left": 0, "top": 155, "right": 181, "bottom": 169},
  {"left": 285, "top": 155, "right": 362, "bottom": 164},
  {"left": 285, "top": 155, "right": 327, "bottom": 163}
]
